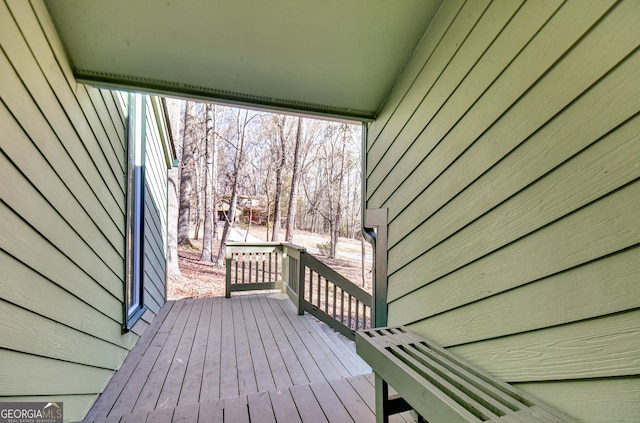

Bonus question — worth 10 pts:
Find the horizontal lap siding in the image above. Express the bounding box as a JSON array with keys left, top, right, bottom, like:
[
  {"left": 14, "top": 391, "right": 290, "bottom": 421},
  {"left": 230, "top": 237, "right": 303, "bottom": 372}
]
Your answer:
[
  {"left": 0, "top": 1, "right": 169, "bottom": 421},
  {"left": 366, "top": 0, "right": 640, "bottom": 421},
  {"left": 143, "top": 97, "right": 169, "bottom": 314}
]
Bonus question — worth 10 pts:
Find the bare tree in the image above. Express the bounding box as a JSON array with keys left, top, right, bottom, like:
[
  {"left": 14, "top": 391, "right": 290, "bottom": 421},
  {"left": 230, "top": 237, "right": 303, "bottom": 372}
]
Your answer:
[
  {"left": 285, "top": 117, "right": 302, "bottom": 243},
  {"left": 200, "top": 103, "right": 217, "bottom": 262},
  {"left": 271, "top": 115, "right": 287, "bottom": 242},
  {"left": 177, "top": 101, "right": 196, "bottom": 247},
  {"left": 165, "top": 99, "right": 183, "bottom": 280},
  {"left": 216, "top": 108, "right": 255, "bottom": 266}
]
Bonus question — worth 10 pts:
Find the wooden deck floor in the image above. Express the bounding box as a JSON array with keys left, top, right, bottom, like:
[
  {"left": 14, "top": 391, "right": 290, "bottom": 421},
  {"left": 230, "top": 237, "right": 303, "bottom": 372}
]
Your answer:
[{"left": 81, "top": 293, "right": 413, "bottom": 423}]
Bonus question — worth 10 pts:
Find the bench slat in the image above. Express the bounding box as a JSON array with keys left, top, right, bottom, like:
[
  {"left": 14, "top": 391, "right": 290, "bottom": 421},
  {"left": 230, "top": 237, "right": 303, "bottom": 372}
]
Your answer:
[{"left": 356, "top": 326, "right": 577, "bottom": 423}]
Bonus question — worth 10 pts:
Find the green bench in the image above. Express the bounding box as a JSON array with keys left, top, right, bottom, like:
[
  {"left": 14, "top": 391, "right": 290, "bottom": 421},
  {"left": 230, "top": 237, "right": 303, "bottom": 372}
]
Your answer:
[{"left": 356, "top": 326, "right": 577, "bottom": 423}]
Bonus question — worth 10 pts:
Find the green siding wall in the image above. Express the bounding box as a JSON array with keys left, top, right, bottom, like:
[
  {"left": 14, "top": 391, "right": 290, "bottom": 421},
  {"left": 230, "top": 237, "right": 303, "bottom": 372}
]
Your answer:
[
  {"left": 366, "top": 0, "right": 640, "bottom": 421},
  {"left": 0, "top": 1, "right": 171, "bottom": 421}
]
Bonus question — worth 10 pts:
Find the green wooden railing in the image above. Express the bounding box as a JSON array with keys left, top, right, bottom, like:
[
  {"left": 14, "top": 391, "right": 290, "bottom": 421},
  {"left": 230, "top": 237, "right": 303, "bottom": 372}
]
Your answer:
[{"left": 226, "top": 242, "right": 373, "bottom": 339}]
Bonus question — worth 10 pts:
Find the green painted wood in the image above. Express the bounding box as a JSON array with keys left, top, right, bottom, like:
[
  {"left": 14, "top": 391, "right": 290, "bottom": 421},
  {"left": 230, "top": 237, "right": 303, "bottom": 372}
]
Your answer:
[
  {"left": 28, "top": 0, "right": 77, "bottom": 87},
  {"left": 0, "top": 300, "right": 128, "bottom": 370},
  {"left": 2, "top": 1, "right": 126, "bottom": 217},
  {"left": 0, "top": 250, "right": 134, "bottom": 348},
  {"left": 371, "top": 0, "right": 620, "bottom": 209},
  {"left": 10, "top": 0, "right": 127, "bottom": 188},
  {"left": 447, "top": 308, "right": 640, "bottom": 382},
  {"left": 366, "top": 0, "right": 492, "bottom": 178},
  {"left": 229, "top": 282, "right": 282, "bottom": 292},
  {"left": 357, "top": 327, "right": 577, "bottom": 423},
  {"left": 389, "top": 179, "right": 640, "bottom": 306},
  {"left": 0, "top": 151, "right": 124, "bottom": 298},
  {"left": 389, "top": 109, "right": 640, "bottom": 307},
  {"left": 388, "top": 51, "right": 640, "bottom": 269},
  {"left": 0, "top": 201, "right": 124, "bottom": 322},
  {"left": 404, "top": 247, "right": 640, "bottom": 345},
  {"left": 366, "top": 0, "right": 466, "bottom": 151},
  {"left": 0, "top": 62, "right": 124, "bottom": 259},
  {"left": 0, "top": 349, "right": 113, "bottom": 396},
  {"left": 514, "top": 377, "right": 640, "bottom": 423},
  {"left": 368, "top": 0, "right": 527, "bottom": 190},
  {"left": 101, "top": 89, "right": 127, "bottom": 149},
  {"left": 305, "top": 254, "right": 372, "bottom": 306}
]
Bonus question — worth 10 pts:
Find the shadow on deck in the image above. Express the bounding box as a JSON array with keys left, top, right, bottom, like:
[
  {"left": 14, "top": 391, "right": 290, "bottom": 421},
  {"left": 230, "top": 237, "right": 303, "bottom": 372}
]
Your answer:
[{"left": 80, "top": 293, "right": 414, "bottom": 422}]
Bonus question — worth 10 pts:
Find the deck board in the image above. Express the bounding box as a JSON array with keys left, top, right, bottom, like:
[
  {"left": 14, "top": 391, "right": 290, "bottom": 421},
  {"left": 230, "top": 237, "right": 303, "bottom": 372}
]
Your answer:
[
  {"left": 82, "top": 293, "right": 381, "bottom": 423},
  {"left": 247, "top": 295, "right": 294, "bottom": 389},
  {"left": 201, "top": 297, "right": 223, "bottom": 401},
  {"left": 178, "top": 297, "right": 212, "bottom": 406}
]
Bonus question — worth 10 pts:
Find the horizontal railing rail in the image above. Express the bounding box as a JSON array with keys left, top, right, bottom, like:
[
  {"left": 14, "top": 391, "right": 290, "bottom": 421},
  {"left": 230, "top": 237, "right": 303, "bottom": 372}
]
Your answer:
[
  {"left": 225, "top": 242, "right": 283, "bottom": 297},
  {"left": 303, "top": 253, "right": 372, "bottom": 339},
  {"left": 225, "top": 242, "right": 374, "bottom": 339}
]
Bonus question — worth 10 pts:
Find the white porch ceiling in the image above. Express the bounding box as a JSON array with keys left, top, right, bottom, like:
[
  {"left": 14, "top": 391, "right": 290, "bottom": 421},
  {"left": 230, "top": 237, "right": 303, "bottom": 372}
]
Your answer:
[{"left": 44, "top": 0, "right": 443, "bottom": 120}]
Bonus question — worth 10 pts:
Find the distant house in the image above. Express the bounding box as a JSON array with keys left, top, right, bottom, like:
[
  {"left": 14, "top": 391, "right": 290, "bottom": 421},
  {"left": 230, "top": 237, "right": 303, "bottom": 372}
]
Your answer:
[{"left": 2, "top": 1, "right": 639, "bottom": 422}]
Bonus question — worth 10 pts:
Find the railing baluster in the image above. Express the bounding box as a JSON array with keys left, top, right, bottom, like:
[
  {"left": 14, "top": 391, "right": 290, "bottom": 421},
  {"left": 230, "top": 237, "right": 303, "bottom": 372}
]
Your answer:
[
  {"left": 340, "top": 289, "right": 345, "bottom": 324},
  {"left": 242, "top": 253, "right": 246, "bottom": 283},
  {"left": 348, "top": 294, "right": 352, "bottom": 328},
  {"left": 316, "top": 273, "right": 321, "bottom": 308},
  {"left": 324, "top": 277, "right": 329, "bottom": 314},
  {"left": 308, "top": 268, "right": 313, "bottom": 304},
  {"left": 235, "top": 255, "right": 239, "bottom": 283},
  {"left": 355, "top": 301, "right": 360, "bottom": 330},
  {"left": 332, "top": 282, "right": 337, "bottom": 318}
]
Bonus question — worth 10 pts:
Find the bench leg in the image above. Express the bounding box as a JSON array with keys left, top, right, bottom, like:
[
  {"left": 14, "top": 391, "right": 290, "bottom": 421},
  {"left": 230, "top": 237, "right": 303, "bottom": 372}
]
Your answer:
[{"left": 375, "top": 374, "right": 389, "bottom": 423}]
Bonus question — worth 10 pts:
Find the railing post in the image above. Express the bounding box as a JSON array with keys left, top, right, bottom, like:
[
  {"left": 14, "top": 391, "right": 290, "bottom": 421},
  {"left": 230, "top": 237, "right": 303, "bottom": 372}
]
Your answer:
[
  {"left": 282, "top": 246, "right": 290, "bottom": 292},
  {"left": 225, "top": 245, "right": 232, "bottom": 298},
  {"left": 297, "top": 250, "right": 306, "bottom": 315}
]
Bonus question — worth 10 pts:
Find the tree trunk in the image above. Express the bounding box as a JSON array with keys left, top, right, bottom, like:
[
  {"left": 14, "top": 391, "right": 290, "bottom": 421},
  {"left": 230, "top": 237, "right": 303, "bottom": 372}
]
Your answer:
[
  {"left": 167, "top": 165, "right": 182, "bottom": 279},
  {"left": 211, "top": 107, "right": 219, "bottom": 242},
  {"left": 285, "top": 117, "right": 302, "bottom": 243},
  {"left": 177, "top": 101, "right": 195, "bottom": 247},
  {"left": 200, "top": 103, "right": 215, "bottom": 262},
  {"left": 271, "top": 118, "right": 286, "bottom": 242},
  {"left": 245, "top": 195, "right": 253, "bottom": 242},
  {"left": 216, "top": 109, "right": 251, "bottom": 266},
  {"left": 329, "top": 125, "right": 347, "bottom": 258},
  {"left": 193, "top": 152, "right": 202, "bottom": 240}
]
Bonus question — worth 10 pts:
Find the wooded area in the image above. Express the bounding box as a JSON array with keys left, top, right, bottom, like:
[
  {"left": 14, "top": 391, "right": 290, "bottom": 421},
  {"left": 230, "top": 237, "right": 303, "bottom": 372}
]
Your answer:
[{"left": 165, "top": 100, "right": 363, "bottom": 278}]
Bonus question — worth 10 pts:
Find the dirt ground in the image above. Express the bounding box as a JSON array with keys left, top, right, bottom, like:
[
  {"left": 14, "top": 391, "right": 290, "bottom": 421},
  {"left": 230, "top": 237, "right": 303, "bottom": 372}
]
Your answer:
[{"left": 168, "top": 225, "right": 373, "bottom": 301}]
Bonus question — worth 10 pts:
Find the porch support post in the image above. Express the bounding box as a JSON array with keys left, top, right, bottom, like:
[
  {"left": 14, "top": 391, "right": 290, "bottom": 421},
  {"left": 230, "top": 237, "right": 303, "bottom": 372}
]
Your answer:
[{"left": 365, "top": 208, "right": 388, "bottom": 328}]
